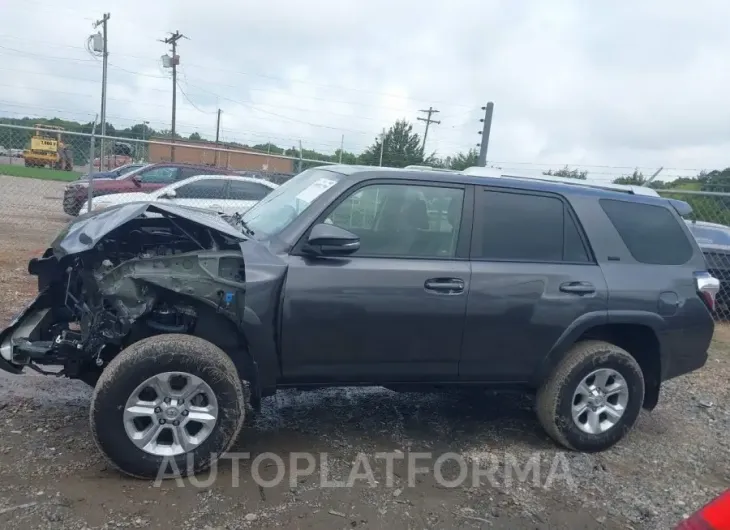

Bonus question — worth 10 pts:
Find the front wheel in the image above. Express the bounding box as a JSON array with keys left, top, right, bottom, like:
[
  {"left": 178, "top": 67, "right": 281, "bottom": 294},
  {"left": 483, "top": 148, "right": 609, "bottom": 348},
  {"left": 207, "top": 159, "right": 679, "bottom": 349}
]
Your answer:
[
  {"left": 90, "top": 334, "right": 246, "bottom": 478},
  {"left": 536, "top": 340, "right": 644, "bottom": 452}
]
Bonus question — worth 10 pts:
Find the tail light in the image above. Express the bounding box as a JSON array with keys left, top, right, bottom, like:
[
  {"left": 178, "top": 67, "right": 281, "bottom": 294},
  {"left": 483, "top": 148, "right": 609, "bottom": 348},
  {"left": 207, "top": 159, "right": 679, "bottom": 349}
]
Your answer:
[
  {"left": 674, "top": 489, "right": 730, "bottom": 529},
  {"left": 695, "top": 271, "right": 720, "bottom": 312}
]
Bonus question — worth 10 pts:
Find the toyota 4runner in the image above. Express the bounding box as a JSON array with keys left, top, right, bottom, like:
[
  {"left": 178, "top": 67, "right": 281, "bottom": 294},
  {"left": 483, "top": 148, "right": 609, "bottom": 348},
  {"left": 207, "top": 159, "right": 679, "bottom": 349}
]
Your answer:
[{"left": 0, "top": 165, "right": 719, "bottom": 478}]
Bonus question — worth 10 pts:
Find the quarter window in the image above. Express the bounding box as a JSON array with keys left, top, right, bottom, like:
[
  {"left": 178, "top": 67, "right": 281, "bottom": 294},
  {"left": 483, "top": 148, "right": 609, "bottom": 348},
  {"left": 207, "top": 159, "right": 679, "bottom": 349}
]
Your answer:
[{"left": 600, "top": 199, "right": 692, "bottom": 265}]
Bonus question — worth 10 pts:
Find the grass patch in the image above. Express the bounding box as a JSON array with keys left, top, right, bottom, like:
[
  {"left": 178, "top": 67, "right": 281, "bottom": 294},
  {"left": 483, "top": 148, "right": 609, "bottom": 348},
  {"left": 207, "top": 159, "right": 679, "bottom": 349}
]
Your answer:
[{"left": 0, "top": 163, "right": 81, "bottom": 181}]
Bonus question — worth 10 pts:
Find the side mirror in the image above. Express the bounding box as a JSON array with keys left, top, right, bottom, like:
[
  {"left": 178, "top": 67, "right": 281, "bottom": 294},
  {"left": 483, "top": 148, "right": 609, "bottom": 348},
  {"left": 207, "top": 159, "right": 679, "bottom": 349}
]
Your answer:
[
  {"left": 160, "top": 189, "right": 176, "bottom": 199},
  {"left": 131, "top": 176, "right": 141, "bottom": 187},
  {"left": 305, "top": 223, "right": 360, "bottom": 256}
]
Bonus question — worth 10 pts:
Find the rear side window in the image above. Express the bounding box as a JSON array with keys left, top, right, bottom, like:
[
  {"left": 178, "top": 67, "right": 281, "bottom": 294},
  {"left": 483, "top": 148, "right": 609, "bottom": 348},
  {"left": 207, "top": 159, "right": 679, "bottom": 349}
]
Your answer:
[
  {"left": 600, "top": 199, "right": 693, "bottom": 265},
  {"left": 475, "top": 190, "right": 590, "bottom": 263}
]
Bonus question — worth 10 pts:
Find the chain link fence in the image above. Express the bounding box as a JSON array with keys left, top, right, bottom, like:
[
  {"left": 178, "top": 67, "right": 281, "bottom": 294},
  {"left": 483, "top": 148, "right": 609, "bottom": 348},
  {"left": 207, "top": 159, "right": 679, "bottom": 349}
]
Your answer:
[
  {"left": 659, "top": 189, "right": 730, "bottom": 320},
  {"left": 1, "top": 121, "right": 730, "bottom": 321}
]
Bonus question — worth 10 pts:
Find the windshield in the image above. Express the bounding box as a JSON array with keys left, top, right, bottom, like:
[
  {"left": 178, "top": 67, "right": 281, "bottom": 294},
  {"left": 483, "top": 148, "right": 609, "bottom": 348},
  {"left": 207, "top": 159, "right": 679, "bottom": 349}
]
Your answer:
[
  {"left": 241, "top": 168, "right": 343, "bottom": 238},
  {"left": 686, "top": 222, "right": 730, "bottom": 245}
]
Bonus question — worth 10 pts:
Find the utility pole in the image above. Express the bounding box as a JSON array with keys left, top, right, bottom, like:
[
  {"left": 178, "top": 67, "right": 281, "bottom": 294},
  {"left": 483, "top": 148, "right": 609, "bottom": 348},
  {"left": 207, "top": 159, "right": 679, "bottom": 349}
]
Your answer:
[
  {"left": 92, "top": 13, "right": 110, "bottom": 170},
  {"left": 161, "top": 31, "right": 185, "bottom": 161},
  {"left": 214, "top": 109, "right": 222, "bottom": 166},
  {"left": 646, "top": 166, "right": 664, "bottom": 184},
  {"left": 141, "top": 120, "right": 149, "bottom": 161},
  {"left": 417, "top": 107, "right": 440, "bottom": 152},
  {"left": 378, "top": 128, "right": 385, "bottom": 166},
  {"left": 339, "top": 134, "right": 344, "bottom": 164},
  {"left": 477, "top": 102, "right": 494, "bottom": 167}
]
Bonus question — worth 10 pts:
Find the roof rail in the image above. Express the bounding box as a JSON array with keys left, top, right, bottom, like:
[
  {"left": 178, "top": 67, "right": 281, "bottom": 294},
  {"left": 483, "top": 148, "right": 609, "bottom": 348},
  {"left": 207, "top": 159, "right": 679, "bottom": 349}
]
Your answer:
[
  {"left": 404, "top": 164, "right": 455, "bottom": 172},
  {"left": 461, "top": 166, "right": 660, "bottom": 197}
]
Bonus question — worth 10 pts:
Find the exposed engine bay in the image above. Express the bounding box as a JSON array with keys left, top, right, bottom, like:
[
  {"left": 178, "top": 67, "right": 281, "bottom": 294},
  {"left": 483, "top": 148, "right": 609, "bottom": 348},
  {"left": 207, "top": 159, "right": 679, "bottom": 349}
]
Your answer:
[{"left": 0, "top": 203, "right": 248, "bottom": 383}]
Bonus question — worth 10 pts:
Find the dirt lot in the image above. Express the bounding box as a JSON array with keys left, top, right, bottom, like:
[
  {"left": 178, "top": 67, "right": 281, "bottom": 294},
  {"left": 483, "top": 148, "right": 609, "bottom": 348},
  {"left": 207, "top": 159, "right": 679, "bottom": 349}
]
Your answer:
[{"left": 0, "top": 175, "right": 728, "bottom": 530}]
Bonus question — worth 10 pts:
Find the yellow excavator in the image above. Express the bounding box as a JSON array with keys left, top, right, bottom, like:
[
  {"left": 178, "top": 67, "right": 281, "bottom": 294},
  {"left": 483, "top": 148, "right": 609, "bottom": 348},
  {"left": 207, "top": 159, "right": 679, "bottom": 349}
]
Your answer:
[{"left": 23, "top": 124, "right": 73, "bottom": 170}]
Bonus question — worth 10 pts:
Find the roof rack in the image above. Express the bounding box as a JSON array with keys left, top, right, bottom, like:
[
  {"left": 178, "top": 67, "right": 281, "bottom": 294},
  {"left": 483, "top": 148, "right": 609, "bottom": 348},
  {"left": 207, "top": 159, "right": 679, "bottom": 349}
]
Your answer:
[
  {"left": 404, "top": 164, "right": 455, "bottom": 173},
  {"left": 461, "top": 166, "right": 659, "bottom": 197}
]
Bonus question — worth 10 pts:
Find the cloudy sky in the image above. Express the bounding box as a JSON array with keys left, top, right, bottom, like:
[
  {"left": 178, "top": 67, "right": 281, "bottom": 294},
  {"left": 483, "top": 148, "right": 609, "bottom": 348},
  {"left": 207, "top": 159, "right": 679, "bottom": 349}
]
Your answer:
[{"left": 1, "top": 0, "right": 729, "bottom": 181}]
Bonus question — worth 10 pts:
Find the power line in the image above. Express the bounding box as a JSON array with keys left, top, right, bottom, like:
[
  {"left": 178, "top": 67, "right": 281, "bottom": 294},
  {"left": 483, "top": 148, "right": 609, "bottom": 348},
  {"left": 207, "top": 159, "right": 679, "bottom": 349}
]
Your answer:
[{"left": 0, "top": 39, "right": 474, "bottom": 109}]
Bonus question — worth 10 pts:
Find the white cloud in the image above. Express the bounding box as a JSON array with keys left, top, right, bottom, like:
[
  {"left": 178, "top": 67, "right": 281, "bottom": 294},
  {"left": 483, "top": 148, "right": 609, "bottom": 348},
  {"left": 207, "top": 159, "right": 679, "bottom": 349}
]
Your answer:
[{"left": 1, "top": 0, "right": 728, "bottom": 180}]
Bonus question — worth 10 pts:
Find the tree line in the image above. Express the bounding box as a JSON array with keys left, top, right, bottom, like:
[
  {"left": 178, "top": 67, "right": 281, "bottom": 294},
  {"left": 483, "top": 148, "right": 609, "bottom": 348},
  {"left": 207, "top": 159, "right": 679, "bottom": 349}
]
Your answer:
[{"left": 1, "top": 114, "right": 728, "bottom": 195}]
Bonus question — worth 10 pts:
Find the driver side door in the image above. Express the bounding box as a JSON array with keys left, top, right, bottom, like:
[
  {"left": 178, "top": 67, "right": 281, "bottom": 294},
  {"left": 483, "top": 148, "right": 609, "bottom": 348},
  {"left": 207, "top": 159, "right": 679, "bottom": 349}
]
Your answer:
[{"left": 281, "top": 180, "right": 473, "bottom": 382}]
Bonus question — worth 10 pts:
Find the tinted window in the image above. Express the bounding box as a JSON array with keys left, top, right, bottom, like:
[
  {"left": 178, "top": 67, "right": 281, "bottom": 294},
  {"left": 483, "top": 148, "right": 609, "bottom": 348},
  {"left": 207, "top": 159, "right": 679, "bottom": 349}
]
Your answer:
[
  {"left": 600, "top": 199, "right": 693, "bottom": 265},
  {"left": 174, "top": 179, "right": 228, "bottom": 199},
  {"left": 325, "top": 184, "right": 464, "bottom": 258},
  {"left": 138, "top": 166, "right": 178, "bottom": 184},
  {"left": 179, "top": 167, "right": 212, "bottom": 180},
  {"left": 476, "top": 190, "right": 590, "bottom": 262},
  {"left": 228, "top": 181, "right": 272, "bottom": 201}
]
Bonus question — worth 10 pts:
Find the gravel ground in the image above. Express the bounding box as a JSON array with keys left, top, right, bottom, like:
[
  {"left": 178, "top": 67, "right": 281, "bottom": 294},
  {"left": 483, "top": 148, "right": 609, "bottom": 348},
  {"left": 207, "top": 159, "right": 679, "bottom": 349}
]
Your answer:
[{"left": 0, "top": 175, "right": 728, "bottom": 530}]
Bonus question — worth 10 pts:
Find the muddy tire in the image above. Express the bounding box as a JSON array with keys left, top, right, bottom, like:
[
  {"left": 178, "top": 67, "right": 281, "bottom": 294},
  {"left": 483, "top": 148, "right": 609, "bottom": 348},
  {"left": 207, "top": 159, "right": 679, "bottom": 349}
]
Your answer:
[
  {"left": 536, "top": 340, "right": 644, "bottom": 452},
  {"left": 90, "top": 334, "right": 246, "bottom": 479}
]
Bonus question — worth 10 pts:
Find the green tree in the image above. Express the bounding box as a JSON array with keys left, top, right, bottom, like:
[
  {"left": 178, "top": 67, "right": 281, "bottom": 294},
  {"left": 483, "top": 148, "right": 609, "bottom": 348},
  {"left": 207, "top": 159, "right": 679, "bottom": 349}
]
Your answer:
[
  {"left": 188, "top": 132, "right": 202, "bottom": 141},
  {"left": 613, "top": 169, "right": 646, "bottom": 185},
  {"left": 543, "top": 165, "right": 588, "bottom": 180},
  {"left": 359, "top": 119, "right": 425, "bottom": 168},
  {"left": 442, "top": 149, "right": 479, "bottom": 171}
]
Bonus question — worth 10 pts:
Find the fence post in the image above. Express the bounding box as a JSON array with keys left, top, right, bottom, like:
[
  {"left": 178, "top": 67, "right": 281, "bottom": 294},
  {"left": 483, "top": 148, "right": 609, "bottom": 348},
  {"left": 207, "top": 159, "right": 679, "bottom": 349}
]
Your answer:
[{"left": 87, "top": 116, "right": 98, "bottom": 213}]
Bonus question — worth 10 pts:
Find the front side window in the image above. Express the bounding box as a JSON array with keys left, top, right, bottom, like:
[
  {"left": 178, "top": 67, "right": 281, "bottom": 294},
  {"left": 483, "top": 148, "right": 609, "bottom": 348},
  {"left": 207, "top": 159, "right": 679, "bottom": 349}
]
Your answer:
[
  {"left": 475, "top": 189, "right": 590, "bottom": 263},
  {"left": 138, "top": 166, "right": 178, "bottom": 184},
  {"left": 324, "top": 183, "right": 464, "bottom": 258},
  {"left": 173, "top": 179, "right": 228, "bottom": 199}
]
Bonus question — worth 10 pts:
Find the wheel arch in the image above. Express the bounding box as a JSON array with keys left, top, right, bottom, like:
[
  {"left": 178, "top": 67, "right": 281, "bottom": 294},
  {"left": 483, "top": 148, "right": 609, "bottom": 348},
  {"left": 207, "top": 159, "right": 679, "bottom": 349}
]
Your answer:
[{"left": 535, "top": 311, "right": 665, "bottom": 410}]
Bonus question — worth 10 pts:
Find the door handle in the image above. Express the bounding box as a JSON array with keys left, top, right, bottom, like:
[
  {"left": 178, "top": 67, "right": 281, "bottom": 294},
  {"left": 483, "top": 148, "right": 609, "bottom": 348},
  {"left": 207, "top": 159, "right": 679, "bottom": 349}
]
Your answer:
[
  {"left": 424, "top": 278, "right": 465, "bottom": 294},
  {"left": 560, "top": 281, "right": 596, "bottom": 295}
]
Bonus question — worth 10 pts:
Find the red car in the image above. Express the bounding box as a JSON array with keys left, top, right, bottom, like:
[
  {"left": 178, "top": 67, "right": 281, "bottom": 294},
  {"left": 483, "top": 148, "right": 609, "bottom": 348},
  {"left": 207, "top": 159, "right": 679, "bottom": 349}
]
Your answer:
[
  {"left": 675, "top": 489, "right": 730, "bottom": 529},
  {"left": 63, "top": 163, "right": 237, "bottom": 216}
]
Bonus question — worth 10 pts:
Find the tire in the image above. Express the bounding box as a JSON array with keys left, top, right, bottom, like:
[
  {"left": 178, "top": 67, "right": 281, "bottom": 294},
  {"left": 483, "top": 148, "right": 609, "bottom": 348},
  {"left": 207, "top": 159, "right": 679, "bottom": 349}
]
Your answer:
[
  {"left": 536, "top": 340, "right": 644, "bottom": 452},
  {"left": 90, "top": 334, "right": 246, "bottom": 479}
]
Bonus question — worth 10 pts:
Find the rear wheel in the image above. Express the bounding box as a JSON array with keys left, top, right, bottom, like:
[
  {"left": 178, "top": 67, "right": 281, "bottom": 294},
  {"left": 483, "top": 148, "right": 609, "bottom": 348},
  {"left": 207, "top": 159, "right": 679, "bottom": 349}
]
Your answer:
[
  {"left": 90, "top": 334, "right": 246, "bottom": 478},
  {"left": 536, "top": 340, "right": 644, "bottom": 452}
]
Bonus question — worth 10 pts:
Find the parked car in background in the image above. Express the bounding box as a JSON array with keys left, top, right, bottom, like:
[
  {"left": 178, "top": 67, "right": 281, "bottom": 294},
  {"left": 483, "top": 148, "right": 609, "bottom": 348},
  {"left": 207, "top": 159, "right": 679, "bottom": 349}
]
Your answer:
[
  {"left": 79, "top": 174, "right": 278, "bottom": 215},
  {"left": 685, "top": 219, "right": 730, "bottom": 315},
  {"left": 63, "top": 162, "right": 237, "bottom": 216},
  {"left": 77, "top": 163, "right": 149, "bottom": 181}
]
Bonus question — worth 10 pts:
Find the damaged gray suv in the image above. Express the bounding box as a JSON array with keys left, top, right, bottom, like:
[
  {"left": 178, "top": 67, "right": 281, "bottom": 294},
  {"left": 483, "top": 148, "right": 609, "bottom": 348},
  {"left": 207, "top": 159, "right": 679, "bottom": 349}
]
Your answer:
[{"left": 0, "top": 165, "right": 720, "bottom": 478}]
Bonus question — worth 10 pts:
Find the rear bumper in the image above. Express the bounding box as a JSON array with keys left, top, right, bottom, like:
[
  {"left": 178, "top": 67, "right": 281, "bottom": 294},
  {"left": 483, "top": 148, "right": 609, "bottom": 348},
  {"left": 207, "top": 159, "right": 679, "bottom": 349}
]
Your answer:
[{"left": 660, "top": 319, "right": 714, "bottom": 382}]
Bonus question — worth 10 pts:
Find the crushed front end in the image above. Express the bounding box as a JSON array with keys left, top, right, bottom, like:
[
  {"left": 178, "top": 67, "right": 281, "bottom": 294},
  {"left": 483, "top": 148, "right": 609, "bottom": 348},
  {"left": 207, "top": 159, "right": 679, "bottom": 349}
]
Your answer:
[{"left": 0, "top": 202, "right": 247, "bottom": 384}]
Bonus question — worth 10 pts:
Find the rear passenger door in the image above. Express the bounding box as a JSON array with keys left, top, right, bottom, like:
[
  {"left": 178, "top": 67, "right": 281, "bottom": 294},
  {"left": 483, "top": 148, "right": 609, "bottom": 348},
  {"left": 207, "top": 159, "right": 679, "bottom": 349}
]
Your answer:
[
  {"left": 170, "top": 178, "right": 229, "bottom": 212},
  {"left": 460, "top": 187, "right": 608, "bottom": 382}
]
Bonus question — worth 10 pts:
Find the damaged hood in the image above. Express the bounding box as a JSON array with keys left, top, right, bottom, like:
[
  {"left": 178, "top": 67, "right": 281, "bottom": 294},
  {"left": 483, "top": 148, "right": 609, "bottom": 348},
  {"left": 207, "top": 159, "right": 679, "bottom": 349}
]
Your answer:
[{"left": 52, "top": 201, "right": 248, "bottom": 257}]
